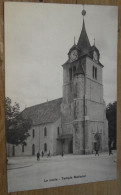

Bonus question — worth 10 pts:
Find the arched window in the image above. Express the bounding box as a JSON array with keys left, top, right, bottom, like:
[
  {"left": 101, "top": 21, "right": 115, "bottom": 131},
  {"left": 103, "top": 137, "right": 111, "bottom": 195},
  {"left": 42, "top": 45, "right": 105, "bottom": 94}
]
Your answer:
[
  {"left": 22, "top": 145, "right": 24, "bottom": 152},
  {"left": 92, "top": 66, "right": 95, "bottom": 78},
  {"left": 33, "top": 129, "right": 35, "bottom": 138},
  {"left": 44, "top": 127, "right": 47, "bottom": 137},
  {"left": 44, "top": 143, "right": 47, "bottom": 152},
  {"left": 57, "top": 127, "right": 59, "bottom": 136},
  {"left": 32, "top": 144, "right": 35, "bottom": 155},
  {"left": 95, "top": 67, "right": 97, "bottom": 79}
]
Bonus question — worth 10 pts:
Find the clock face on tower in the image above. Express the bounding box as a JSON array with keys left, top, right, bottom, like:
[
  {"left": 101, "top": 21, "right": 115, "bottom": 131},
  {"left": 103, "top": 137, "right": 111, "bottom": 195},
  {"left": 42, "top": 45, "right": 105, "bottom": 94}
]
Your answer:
[
  {"left": 70, "top": 50, "right": 78, "bottom": 62},
  {"left": 93, "top": 51, "right": 98, "bottom": 62}
]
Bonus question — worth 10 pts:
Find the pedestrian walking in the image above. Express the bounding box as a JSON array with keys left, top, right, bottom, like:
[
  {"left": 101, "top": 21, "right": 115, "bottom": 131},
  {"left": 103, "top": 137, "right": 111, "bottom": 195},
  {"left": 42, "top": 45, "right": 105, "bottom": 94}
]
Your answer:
[
  {"left": 61, "top": 151, "right": 64, "bottom": 157},
  {"left": 42, "top": 151, "right": 44, "bottom": 157},
  {"left": 109, "top": 139, "right": 113, "bottom": 155},
  {"left": 37, "top": 151, "right": 40, "bottom": 161},
  {"left": 47, "top": 151, "right": 51, "bottom": 157}
]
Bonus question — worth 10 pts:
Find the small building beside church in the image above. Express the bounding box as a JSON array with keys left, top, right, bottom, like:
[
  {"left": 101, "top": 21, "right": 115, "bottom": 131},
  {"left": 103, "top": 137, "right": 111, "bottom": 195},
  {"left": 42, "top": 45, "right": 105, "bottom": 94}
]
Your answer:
[{"left": 7, "top": 9, "right": 108, "bottom": 157}]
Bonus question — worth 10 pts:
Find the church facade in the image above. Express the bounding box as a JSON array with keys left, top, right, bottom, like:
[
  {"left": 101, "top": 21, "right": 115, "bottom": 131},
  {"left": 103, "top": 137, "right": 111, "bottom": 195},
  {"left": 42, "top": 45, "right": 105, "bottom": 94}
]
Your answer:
[{"left": 7, "top": 10, "right": 108, "bottom": 157}]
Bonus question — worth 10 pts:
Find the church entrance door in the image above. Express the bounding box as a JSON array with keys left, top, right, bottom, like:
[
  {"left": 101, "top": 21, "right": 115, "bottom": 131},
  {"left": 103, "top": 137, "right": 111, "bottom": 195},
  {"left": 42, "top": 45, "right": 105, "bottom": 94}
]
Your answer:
[{"left": 69, "top": 140, "right": 73, "bottom": 153}]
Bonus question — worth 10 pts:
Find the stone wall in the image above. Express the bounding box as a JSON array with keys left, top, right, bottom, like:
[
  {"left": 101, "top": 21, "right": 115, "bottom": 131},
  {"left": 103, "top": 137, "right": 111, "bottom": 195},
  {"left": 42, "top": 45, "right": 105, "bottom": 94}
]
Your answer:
[
  {"left": 73, "top": 121, "right": 84, "bottom": 154},
  {"left": 62, "top": 55, "right": 108, "bottom": 154},
  {"left": 84, "top": 56, "right": 108, "bottom": 153},
  {"left": 51, "top": 118, "right": 62, "bottom": 155}
]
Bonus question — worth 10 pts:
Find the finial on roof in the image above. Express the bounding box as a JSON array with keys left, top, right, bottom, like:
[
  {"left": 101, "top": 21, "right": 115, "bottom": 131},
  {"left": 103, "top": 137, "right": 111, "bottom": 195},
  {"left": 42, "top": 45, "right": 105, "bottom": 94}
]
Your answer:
[{"left": 82, "top": 5, "right": 86, "bottom": 18}]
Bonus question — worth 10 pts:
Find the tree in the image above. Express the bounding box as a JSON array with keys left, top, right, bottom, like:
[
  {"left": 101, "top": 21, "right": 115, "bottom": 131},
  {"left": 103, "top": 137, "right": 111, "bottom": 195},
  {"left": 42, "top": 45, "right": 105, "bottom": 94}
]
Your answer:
[
  {"left": 106, "top": 101, "right": 117, "bottom": 149},
  {"left": 5, "top": 97, "right": 32, "bottom": 146}
]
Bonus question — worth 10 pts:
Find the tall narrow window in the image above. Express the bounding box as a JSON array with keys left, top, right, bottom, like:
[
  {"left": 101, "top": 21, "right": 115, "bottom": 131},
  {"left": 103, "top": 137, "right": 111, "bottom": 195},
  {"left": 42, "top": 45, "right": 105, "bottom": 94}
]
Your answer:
[
  {"left": 57, "top": 127, "right": 59, "bottom": 136},
  {"left": 95, "top": 67, "right": 97, "bottom": 79},
  {"left": 44, "top": 143, "right": 47, "bottom": 152},
  {"left": 92, "top": 66, "right": 97, "bottom": 80},
  {"left": 92, "top": 66, "right": 95, "bottom": 79},
  {"left": 44, "top": 127, "right": 47, "bottom": 137},
  {"left": 69, "top": 68, "right": 72, "bottom": 81},
  {"left": 33, "top": 129, "right": 35, "bottom": 138},
  {"left": 22, "top": 145, "right": 24, "bottom": 152}
]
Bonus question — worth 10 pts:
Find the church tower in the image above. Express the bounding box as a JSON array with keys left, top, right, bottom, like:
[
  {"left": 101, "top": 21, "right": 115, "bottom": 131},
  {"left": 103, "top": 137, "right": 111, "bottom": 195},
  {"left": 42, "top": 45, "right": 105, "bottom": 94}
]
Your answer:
[{"left": 60, "top": 8, "right": 108, "bottom": 154}]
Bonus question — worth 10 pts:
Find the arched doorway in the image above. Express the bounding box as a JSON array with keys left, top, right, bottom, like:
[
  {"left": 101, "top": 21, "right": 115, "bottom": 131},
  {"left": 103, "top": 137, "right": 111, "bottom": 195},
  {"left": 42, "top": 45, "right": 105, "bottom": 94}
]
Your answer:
[
  {"left": 44, "top": 143, "right": 47, "bottom": 153},
  {"left": 32, "top": 144, "right": 35, "bottom": 155}
]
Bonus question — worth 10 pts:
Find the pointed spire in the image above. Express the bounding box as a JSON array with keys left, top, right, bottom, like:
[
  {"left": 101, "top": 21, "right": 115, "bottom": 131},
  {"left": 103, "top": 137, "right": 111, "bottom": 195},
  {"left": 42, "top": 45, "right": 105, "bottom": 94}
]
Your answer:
[{"left": 77, "top": 8, "right": 91, "bottom": 53}]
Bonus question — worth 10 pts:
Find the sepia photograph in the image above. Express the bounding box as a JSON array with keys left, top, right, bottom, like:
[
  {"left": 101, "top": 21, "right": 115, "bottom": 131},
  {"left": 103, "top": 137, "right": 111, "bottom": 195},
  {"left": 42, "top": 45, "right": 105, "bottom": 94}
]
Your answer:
[{"left": 5, "top": 2, "right": 118, "bottom": 193}]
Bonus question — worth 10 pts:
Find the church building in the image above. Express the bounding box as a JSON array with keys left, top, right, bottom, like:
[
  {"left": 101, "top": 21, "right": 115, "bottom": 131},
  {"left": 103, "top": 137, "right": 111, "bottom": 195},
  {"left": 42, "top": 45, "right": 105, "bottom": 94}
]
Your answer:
[{"left": 7, "top": 9, "right": 108, "bottom": 157}]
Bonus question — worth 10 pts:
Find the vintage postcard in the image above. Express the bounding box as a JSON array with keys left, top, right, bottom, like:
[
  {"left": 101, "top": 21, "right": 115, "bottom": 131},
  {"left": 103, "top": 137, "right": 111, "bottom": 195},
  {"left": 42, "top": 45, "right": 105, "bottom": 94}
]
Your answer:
[{"left": 4, "top": 2, "right": 118, "bottom": 192}]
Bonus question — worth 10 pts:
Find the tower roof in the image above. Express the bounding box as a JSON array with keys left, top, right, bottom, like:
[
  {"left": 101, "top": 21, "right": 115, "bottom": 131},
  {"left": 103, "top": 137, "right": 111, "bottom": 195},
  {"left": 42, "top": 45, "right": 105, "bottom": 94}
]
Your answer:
[{"left": 77, "top": 19, "right": 91, "bottom": 53}]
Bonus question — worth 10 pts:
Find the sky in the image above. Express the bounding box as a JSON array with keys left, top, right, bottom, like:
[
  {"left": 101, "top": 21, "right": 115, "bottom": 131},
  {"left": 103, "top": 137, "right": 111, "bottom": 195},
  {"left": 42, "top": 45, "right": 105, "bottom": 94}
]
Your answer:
[{"left": 5, "top": 2, "right": 118, "bottom": 111}]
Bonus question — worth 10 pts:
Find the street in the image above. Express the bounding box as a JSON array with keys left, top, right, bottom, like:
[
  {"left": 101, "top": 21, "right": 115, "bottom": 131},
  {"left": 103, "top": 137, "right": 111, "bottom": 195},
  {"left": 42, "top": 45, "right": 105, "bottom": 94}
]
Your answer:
[{"left": 7, "top": 153, "right": 117, "bottom": 193}]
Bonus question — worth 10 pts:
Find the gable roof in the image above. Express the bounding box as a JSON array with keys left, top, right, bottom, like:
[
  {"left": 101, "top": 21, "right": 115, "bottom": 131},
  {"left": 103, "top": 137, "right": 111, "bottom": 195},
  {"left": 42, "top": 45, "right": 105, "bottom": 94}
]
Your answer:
[{"left": 22, "top": 98, "right": 62, "bottom": 126}]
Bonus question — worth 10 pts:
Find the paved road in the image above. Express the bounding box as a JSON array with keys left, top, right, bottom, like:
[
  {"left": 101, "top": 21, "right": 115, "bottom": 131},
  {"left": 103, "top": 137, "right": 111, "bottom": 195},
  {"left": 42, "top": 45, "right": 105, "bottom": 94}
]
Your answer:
[{"left": 7, "top": 153, "right": 117, "bottom": 193}]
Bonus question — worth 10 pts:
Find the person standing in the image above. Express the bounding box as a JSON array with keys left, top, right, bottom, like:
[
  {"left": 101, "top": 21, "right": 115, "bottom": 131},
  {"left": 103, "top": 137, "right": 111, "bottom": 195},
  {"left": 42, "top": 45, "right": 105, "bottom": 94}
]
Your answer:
[
  {"left": 42, "top": 151, "right": 44, "bottom": 157},
  {"left": 48, "top": 151, "right": 50, "bottom": 157},
  {"left": 62, "top": 151, "right": 64, "bottom": 157},
  {"left": 94, "top": 142, "right": 99, "bottom": 156},
  {"left": 37, "top": 151, "right": 40, "bottom": 161}
]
